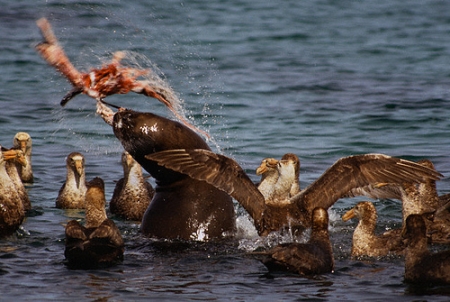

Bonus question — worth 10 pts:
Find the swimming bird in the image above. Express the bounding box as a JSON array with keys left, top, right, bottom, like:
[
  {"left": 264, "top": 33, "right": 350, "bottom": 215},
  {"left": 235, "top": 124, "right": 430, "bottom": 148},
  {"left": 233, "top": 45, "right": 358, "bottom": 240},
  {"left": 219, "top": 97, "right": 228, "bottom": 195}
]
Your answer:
[
  {"left": 256, "top": 154, "right": 300, "bottom": 207},
  {"left": 270, "top": 153, "right": 300, "bottom": 205},
  {"left": 345, "top": 159, "right": 450, "bottom": 243},
  {"left": 342, "top": 201, "right": 404, "bottom": 257},
  {"left": 64, "top": 177, "right": 124, "bottom": 269},
  {"left": 256, "top": 207, "right": 334, "bottom": 276},
  {"left": 4, "top": 148, "right": 31, "bottom": 212},
  {"left": 12, "top": 132, "right": 33, "bottom": 183},
  {"left": 0, "top": 147, "right": 26, "bottom": 238},
  {"left": 110, "top": 151, "right": 154, "bottom": 221},
  {"left": 56, "top": 152, "right": 88, "bottom": 209},
  {"left": 256, "top": 157, "right": 279, "bottom": 201},
  {"left": 145, "top": 149, "right": 443, "bottom": 237},
  {"left": 403, "top": 214, "right": 450, "bottom": 284}
]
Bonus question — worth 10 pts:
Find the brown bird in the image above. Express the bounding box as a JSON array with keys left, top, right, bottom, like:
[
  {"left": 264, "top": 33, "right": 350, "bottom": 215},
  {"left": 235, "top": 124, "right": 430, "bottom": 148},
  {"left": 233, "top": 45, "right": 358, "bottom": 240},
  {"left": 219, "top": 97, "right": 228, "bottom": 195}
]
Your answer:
[
  {"left": 0, "top": 147, "right": 26, "bottom": 238},
  {"left": 345, "top": 159, "right": 450, "bottom": 243},
  {"left": 342, "top": 201, "right": 404, "bottom": 257},
  {"left": 145, "top": 149, "right": 443, "bottom": 237},
  {"left": 64, "top": 177, "right": 124, "bottom": 269},
  {"left": 110, "top": 151, "right": 154, "bottom": 221},
  {"left": 256, "top": 154, "right": 301, "bottom": 207},
  {"left": 12, "top": 132, "right": 33, "bottom": 183},
  {"left": 269, "top": 153, "right": 300, "bottom": 205},
  {"left": 56, "top": 152, "right": 88, "bottom": 209},
  {"left": 256, "top": 157, "right": 279, "bottom": 201},
  {"left": 403, "top": 214, "right": 450, "bottom": 284},
  {"left": 35, "top": 18, "right": 208, "bottom": 138},
  {"left": 3, "top": 147, "right": 31, "bottom": 212},
  {"left": 256, "top": 207, "right": 334, "bottom": 276}
]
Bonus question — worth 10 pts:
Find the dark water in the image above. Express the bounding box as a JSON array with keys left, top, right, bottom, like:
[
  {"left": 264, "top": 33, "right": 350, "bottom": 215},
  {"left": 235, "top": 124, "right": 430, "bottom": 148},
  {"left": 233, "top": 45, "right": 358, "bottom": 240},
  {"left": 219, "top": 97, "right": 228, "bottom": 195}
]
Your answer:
[{"left": 2, "top": 0, "right": 450, "bottom": 300}]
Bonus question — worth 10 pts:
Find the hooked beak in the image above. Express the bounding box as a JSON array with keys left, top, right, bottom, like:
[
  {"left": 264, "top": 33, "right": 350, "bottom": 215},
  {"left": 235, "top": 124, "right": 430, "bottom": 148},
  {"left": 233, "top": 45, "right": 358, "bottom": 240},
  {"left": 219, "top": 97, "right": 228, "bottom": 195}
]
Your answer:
[
  {"left": 256, "top": 158, "right": 278, "bottom": 175},
  {"left": 256, "top": 164, "right": 267, "bottom": 175},
  {"left": 74, "top": 160, "right": 83, "bottom": 177},
  {"left": 342, "top": 208, "right": 356, "bottom": 222},
  {"left": 3, "top": 149, "right": 27, "bottom": 166}
]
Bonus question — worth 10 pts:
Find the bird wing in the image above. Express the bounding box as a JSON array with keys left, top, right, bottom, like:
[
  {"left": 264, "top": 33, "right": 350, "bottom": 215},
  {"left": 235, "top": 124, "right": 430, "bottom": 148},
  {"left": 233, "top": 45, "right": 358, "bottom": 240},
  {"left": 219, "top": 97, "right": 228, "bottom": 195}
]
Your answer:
[
  {"left": 89, "top": 219, "right": 124, "bottom": 247},
  {"left": 269, "top": 243, "right": 330, "bottom": 275},
  {"left": 145, "top": 149, "right": 266, "bottom": 229},
  {"left": 344, "top": 183, "right": 403, "bottom": 200},
  {"left": 65, "top": 220, "right": 87, "bottom": 241},
  {"left": 290, "top": 153, "right": 443, "bottom": 213}
]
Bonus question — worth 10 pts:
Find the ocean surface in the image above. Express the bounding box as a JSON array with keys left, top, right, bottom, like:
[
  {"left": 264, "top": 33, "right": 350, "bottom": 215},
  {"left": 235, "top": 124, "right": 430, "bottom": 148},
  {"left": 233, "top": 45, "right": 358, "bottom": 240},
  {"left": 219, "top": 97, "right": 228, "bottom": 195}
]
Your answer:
[{"left": 1, "top": 0, "right": 450, "bottom": 300}]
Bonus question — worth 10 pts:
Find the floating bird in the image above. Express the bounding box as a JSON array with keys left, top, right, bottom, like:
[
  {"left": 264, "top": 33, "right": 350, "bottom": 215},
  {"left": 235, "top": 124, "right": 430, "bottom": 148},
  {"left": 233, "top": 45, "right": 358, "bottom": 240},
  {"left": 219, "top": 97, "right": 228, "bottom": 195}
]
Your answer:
[
  {"left": 256, "top": 154, "right": 300, "bottom": 206},
  {"left": 64, "top": 177, "right": 124, "bottom": 269},
  {"left": 56, "top": 152, "right": 88, "bottom": 209},
  {"left": 145, "top": 149, "right": 443, "bottom": 237},
  {"left": 255, "top": 207, "right": 334, "bottom": 276},
  {"left": 3, "top": 147, "right": 31, "bottom": 212},
  {"left": 110, "top": 151, "right": 154, "bottom": 221},
  {"left": 342, "top": 201, "right": 404, "bottom": 257},
  {"left": 12, "top": 132, "right": 33, "bottom": 183},
  {"left": 269, "top": 153, "right": 300, "bottom": 205},
  {"left": 403, "top": 214, "right": 450, "bottom": 284},
  {"left": 0, "top": 147, "right": 26, "bottom": 238},
  {"left": 35, "top": 18, "right": 208, "bottom": 138},
  {"left": 255, "top": 157, "right": 279, "bottom": 201},
  {"left": 345, "top": 159, "right": 450, "bottom": 243}
]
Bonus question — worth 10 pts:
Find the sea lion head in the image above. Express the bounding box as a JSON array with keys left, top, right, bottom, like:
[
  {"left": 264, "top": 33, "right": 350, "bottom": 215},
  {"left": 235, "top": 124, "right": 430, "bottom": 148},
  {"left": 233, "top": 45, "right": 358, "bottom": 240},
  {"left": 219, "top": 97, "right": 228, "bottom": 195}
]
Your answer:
[{"left": 112, "top": 109, "right": 210, "bottom": 185}]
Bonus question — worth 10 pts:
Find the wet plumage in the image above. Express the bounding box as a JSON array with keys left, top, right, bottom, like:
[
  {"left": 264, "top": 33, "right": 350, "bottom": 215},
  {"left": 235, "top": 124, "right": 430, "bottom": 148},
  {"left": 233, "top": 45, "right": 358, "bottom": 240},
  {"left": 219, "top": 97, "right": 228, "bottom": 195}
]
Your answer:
[
  {"left": 256, "top": 157, "right": 279, "bottom": 201},
  {"left": 345, "top": 159, "right": 450, "bottom": 243},
  {"left": 56, "top": 152, "right": 88, "bottom": 209},
  {"left": 146, "top": 149, "right": 442, "bottom": 237},
  {"left": 12, "top": 132, "right": 33, "bottom": 183},
  {"left": 4, "top": 148, "right": 31, "bottom": 212},
  {"left": 403, "top": 214, "right": 450, "bottom": 284},
  {"left": 64, "top": 177, "right": 124, "bottom": 269},
  {"left": 269, "top": 153, "right": 300, "bottom": 205},
  {"left": 342, "top": 201, "right": 404, "bottom": 257},
  {"left": 257, "top": 207, "right": 334, "bottom": 276},
  {"left": 0, "top": 147, "right": 26, "bottom": 238},
  {"left": 110, "top": 151, "right": 154, "bottom": 221}
]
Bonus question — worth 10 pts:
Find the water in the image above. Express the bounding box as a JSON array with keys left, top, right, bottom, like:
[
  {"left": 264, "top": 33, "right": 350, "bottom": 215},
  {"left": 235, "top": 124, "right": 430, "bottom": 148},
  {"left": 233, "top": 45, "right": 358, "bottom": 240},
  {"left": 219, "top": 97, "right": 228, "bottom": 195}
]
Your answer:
[{"left": 1, "top": 0, "right": 450, "bottom": 300}]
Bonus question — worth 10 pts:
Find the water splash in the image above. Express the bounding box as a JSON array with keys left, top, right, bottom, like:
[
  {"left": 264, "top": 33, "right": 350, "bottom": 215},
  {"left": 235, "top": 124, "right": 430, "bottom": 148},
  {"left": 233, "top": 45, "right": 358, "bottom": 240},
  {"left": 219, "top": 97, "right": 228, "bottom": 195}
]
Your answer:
[{"left": 101, "top": 50, "right": 212, "bottom": 140}]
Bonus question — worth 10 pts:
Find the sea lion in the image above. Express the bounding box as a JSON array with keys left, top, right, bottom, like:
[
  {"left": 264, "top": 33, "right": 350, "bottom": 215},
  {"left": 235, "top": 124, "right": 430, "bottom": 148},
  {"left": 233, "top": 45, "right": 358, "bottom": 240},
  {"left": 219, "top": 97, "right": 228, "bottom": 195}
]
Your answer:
[{"left": 109, "top": 107, "right": 236, "bottom": 240}]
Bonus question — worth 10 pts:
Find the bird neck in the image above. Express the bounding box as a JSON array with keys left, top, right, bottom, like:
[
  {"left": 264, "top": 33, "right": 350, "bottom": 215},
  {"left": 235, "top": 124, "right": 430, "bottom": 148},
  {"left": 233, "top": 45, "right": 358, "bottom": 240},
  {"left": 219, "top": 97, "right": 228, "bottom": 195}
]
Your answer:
[
  {"left": 405, "top": 235, "right": 429, "bottom": 266},
  {"left": 68, "top": 169, "right": 86, "bottom": 189},
  {"left": 85, "top": 204, "right": 108, "bottom": 228},
  {"left": 357, "top": 211, "right": 377, "bottom": 234},
  {"left": 124, "top": 164, "right": 144, "bottom": 185}
]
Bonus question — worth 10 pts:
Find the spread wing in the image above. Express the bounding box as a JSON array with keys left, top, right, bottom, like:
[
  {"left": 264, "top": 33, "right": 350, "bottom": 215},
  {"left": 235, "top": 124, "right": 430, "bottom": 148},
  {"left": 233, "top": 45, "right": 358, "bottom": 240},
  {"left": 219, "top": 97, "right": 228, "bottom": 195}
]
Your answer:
[
  {"left": 145, "top": 149, "right": 266, "bottom": 228},
  {"left": 344, "top": 183, "right": 403, "bottom": 200},
  {"left": 290, "top": 153, "right": 443, "bottom": 213}
]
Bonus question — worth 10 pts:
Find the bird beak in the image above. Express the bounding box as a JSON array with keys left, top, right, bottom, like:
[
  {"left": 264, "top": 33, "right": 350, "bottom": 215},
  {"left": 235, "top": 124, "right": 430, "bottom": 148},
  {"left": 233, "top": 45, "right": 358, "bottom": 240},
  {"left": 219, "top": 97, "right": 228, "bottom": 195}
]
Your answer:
[
  {"left": 3, "top": 149, "right": 17, "bottom": 160},
  {"left": 256, "top": 158, "right": 278, "bottom": 175},
  {"left": 373, "top": 182, "right": 391, "bottom": 188},
  {"left": 3, "top": 149, "right": 27, "bottom": 166},
  {"left": 19, "top": 141, "right": 27, "bottom": 153},
  {"left": 75, "top": 161, "right": 83, "bottom": 176},
  {"left": 256, "top": 164, "right": 267, "bottom": 175},
  {"left": 342, "top": 208, "right": 355, "bottom": 222}
]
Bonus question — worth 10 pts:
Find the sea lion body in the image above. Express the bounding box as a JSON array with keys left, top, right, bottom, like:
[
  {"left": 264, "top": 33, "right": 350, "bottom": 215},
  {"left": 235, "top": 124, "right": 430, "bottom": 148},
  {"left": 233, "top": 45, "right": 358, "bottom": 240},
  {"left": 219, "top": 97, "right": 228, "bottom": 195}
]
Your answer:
[{"left": 112, "top": 110, "right": 235, "bottom": 240}]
